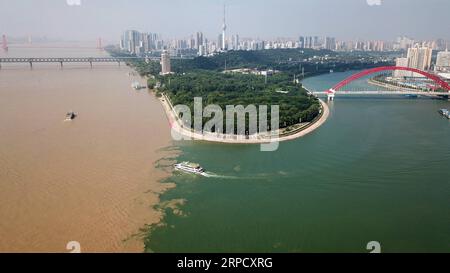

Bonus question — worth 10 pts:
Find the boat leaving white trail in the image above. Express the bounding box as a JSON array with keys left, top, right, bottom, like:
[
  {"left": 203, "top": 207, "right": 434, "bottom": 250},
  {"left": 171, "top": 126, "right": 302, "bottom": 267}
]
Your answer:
[
  {"left": 202, "top": 172, "right": 238, "bottom": 179},
  {"left": 174, "top": 162, "right": 238, "bottom": 179},
  {"left": 174, "top": 162, "right": 207, "bottom": 176}
]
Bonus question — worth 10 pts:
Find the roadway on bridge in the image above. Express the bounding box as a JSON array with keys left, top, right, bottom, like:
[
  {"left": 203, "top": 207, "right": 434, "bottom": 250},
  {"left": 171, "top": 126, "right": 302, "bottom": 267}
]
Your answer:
[{"left": 311, "top": 90, "right": 450, "bottom": 96}]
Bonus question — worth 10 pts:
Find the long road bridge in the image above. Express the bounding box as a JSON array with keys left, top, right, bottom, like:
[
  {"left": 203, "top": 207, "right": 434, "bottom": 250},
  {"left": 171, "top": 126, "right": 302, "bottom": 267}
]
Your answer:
[
  {"left": 0, "top": 57, "right": 150, "bottom": 69},
  {"left": 0, "top": 56, "right": 190, "bottom": 69}
]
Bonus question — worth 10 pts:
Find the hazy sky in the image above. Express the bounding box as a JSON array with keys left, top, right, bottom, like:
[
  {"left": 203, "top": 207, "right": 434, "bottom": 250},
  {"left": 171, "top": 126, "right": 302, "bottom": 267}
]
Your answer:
[{"left": 0, "top": 0, "right": 449, "bottom": 43}]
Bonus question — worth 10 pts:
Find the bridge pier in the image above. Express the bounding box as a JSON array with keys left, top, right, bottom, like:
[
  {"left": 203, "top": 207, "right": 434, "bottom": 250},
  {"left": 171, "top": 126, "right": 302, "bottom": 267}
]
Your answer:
[{"left": 327, "top": 89, "right": 336, "bottom": 101}]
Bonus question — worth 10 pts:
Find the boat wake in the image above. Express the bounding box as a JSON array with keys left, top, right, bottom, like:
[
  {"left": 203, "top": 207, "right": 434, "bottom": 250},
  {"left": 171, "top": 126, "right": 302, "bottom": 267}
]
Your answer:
[{"left": 202, "top": 172, "right": 238, "bottom": 179}]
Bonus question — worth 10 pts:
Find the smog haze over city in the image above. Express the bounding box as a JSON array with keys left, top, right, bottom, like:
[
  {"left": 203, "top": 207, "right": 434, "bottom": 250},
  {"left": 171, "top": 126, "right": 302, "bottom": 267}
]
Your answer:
[{"left": 0, "top": 0, "right": 449, "bottom": 42}]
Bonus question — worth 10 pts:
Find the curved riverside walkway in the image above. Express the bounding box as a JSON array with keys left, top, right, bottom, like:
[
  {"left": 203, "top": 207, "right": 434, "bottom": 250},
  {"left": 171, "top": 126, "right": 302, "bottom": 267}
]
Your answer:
[{"left": 159, "top": 94, "right": 330, "bottom": 144}]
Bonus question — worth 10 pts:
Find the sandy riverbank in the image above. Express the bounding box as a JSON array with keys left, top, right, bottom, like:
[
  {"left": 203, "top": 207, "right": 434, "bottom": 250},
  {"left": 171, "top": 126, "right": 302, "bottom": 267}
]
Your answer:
[{"left": 158, "top": 93, "right": 330, "bottom": 144}]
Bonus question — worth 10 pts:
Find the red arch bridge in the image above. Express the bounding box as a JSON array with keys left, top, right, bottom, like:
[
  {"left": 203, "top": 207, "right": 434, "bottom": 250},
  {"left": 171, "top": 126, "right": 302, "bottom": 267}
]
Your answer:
[{"left": 310, "top": 66, "right": 450, "bottom": 100}]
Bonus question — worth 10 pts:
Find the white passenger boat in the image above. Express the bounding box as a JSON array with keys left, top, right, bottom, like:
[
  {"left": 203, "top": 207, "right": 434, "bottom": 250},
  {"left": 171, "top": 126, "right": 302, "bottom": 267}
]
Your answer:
[{"left": 174, "top": 162, "right": 206, "bottom": 176}]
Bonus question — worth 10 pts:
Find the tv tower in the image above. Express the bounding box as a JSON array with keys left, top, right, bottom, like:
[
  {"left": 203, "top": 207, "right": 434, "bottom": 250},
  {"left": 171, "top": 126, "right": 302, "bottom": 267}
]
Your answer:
[{"left": 222, "top": 4, "right": 227, "bottom": 51}]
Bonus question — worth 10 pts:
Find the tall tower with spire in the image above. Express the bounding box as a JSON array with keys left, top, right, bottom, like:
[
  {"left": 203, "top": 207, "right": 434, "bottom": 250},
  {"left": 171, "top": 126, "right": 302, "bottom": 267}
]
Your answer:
[{"left": 222, "top": 4, "right": 227, "bottom": 51}]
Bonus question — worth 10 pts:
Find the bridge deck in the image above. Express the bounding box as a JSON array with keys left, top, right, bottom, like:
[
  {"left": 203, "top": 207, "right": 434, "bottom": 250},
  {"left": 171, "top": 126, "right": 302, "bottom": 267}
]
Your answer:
[
  {"left": 0, "top": 57, "right": 148, "bottom": 63},
  {"left": 311, "top": 91, "right": 450, "bottom": 96},
  {"left": 0, "top": 56, "right": 192, "bottom": 63}
]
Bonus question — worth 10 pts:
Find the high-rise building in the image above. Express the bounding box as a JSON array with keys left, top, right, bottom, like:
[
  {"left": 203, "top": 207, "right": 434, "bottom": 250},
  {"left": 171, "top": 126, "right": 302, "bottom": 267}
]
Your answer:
[
  {"left": 151, "top": 33, "right": 158, "bottom": 50},
  {"left": 312, "top": 36, "right": 319, "bottom": 49},
  {"left": 232, "top": 34, "right": 240, "bottom": 50},
  {"left": 324, "top": 37, "right": 336, "bottom": 50},
  {"left": 120, "top": 30, "right": 160, "bottom": 54},
  {"left": 435, "top": 48, "right": 450, "bottom": 72},
  {"left": 119, "top": 35, "right": 125, "bottom": 50},
  {"left": 354, "top": 41, "right": 365, "bottom": 51},
  {"left": 396, "top": 36, "right": 415, "bottom": 50},
  {"left": 188, "top": 36, "right": 195, "bottom": 49},
  {"left": 304, "top": 36, "right": 313, "bottom": 49},
  {"left": 394, "top": 57, "right": 413, "bottom": 78},
  {"left": 393, "top": 46, "right": 433, "bottom": 78},
  {"left": 195, "top": 32, "right": 204, "bottom": 51},
  {"left": 130, "top": 30, "right": 141, "bottom": 54},
  {"left": 141, "top": 33, "right": 150, "bottom": 52},
  {"left": 407, "top": 46, "right": 433, "bottom": 71},
  {"left": 160, "top": 50, "right": 171, "bottom": 75},
  {"left": 121, "top": 30, "right": 141, "bottom": 54},
  {"left": 374, "top": 40, "right": 384, "bottom": 52},
  {"left": 299, "top": 36, "right": 305, "bottom": 49},
  {"left": 434, "top": 39, "right": 448, "bottom": 51}
]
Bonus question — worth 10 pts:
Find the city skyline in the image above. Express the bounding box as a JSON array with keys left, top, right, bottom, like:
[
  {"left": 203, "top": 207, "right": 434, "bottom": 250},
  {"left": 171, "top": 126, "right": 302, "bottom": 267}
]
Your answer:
[
  {"left": 1, "top": 0, "right": 450, "bottom": 42},
  {"left": 118, "top": 28, "right": 449, "bottom": 59}
]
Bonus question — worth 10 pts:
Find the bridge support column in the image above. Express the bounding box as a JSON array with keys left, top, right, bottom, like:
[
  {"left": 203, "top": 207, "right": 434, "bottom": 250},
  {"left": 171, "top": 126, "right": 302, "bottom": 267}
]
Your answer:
[
  {"left": 327, "top": 94, "right": 335, "bottom": 101},
  {"left": 60, "top": 61, "right": 63, "bottom": 68},
  {"left": 327, "top": 88, "right": 336, "bottom": 101},
  {"left": 29, "top": 61, "right": 33, "bottom": 69}
]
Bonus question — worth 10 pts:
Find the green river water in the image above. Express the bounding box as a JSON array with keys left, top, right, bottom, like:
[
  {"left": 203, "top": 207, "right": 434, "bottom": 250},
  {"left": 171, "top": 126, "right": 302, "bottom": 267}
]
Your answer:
[{"left": 147, "top": 70, "right": 450, "bottom": 253}]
